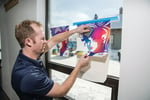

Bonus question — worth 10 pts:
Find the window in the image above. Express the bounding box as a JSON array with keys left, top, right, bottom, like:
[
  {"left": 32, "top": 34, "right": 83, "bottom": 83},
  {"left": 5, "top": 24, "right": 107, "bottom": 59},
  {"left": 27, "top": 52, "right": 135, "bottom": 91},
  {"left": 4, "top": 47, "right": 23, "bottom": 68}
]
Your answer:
[
  {"left": 48, "top": 0, "right": 122, "bottom": 77},
  {"left": 46, "top": 0, "right": 123, "bottom": 99}
]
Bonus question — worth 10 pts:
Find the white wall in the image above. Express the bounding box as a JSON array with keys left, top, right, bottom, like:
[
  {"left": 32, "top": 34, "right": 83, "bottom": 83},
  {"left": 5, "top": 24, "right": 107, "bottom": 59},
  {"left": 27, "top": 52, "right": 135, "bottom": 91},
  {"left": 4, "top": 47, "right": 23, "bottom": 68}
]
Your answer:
[
  {"left": 118, "top": 0, "right": 150, "bottom": 100},
  {"left": 0, "top": 0, "right": 45, "bottom": 99}
]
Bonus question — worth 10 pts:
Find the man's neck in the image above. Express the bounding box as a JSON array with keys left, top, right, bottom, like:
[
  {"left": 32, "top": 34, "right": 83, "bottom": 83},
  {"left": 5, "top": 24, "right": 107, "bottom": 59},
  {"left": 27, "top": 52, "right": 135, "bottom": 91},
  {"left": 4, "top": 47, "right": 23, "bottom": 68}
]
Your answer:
[{"left": 22, "top": 48, "right": 39, "bottom": 60}]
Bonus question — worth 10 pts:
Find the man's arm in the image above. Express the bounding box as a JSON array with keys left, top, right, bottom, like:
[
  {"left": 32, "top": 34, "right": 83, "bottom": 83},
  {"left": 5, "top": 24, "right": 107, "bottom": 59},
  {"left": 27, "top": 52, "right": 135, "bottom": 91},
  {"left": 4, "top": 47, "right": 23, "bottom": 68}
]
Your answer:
[
  {"left": 46, "top": 54, "right": 90, "bottom": 97},
  {"left": 43, "top": 25, "right": 89, "bottom": 53}
]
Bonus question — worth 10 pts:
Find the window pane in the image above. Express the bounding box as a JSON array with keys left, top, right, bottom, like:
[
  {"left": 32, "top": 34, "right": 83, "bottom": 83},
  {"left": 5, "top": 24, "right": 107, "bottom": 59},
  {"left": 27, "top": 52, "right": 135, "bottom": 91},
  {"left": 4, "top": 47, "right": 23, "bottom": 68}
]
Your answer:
[{"left": 49, "top": 0, "right": 122, "bottom": 78}]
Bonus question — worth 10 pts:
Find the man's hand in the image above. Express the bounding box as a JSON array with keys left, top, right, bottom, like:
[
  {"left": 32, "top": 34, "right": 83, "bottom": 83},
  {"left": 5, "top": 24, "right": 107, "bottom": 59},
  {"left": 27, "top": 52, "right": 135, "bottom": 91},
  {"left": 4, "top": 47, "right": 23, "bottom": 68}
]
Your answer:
[
  {"left": 75, "top": 25, "right": 90, "bottom": 34},
  {"left": 76, "top": 54, "right": 90, "bottom": 69}
]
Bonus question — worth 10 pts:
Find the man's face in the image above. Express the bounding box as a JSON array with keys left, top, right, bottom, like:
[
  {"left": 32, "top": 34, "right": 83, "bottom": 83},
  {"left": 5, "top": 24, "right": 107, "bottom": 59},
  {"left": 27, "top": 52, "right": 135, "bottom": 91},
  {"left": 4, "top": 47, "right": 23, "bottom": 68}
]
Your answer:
[{"left": 30, "top": 23, "right": 47, "bottom": 55}]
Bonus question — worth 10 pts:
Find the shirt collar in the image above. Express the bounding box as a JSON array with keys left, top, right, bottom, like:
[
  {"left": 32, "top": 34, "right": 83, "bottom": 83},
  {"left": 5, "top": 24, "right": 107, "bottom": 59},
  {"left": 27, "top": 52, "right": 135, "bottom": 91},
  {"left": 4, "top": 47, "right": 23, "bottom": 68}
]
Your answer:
[{"left": 18, "top": 50, "right": 43, "bottom": 67}]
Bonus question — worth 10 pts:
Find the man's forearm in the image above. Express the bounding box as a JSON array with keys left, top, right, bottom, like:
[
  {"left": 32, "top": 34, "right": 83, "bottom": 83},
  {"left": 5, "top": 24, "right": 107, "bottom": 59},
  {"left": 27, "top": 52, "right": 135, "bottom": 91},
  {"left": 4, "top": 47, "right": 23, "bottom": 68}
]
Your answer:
[
  {"left": 46, "top": 55, "right": 89, "bottom": 97},
  {"left": 60, "top": 65, "right": 81, "bottom": 95},
  {"left": 51, "top": 30, "right": 75, "bottom": 43},
  {"left": 47, "top": 29, "right": 77, "bottom": 50},
  {"left": 44, "top": 25, "right": 89, "bottom": 53},
  {"left": 46, "top": 65, "right": 81, "bottom": 97}
]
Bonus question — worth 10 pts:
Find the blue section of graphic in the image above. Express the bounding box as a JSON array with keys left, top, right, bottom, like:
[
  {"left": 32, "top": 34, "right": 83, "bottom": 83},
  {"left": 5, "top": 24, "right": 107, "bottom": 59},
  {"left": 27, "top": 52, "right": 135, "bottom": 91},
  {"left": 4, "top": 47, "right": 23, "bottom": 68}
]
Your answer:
[{"left": 73, "top": 16, "right": 118, "bottom": 26}]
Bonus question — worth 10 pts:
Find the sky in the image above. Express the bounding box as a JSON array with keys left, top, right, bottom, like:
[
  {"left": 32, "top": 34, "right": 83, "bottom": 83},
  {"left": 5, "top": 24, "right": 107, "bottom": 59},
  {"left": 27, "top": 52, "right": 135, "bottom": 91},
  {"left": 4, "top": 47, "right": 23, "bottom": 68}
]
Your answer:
[{"left": 50, "top": 0, "right": 123, "bottom": 26}]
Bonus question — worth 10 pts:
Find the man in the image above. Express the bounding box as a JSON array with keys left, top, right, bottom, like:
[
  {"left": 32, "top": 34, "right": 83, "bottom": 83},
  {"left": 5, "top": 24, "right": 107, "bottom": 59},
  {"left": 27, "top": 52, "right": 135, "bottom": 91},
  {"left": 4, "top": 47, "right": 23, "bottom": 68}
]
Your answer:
[{"left": 11, "top": 20, "right": 90, "bottom": 100}]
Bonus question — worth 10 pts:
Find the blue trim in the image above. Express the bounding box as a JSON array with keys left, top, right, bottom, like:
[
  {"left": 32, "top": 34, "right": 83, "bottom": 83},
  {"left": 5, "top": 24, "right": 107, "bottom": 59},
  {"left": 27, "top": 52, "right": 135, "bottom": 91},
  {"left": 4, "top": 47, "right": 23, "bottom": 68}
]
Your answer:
[{"left": 73, "top": 16, "right": 119, "bottom": 26}]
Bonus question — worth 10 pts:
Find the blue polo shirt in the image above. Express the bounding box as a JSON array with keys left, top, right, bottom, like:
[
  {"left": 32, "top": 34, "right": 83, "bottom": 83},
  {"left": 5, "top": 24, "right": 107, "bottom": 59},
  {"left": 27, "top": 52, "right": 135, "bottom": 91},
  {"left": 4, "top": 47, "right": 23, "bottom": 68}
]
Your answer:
[{"left": 11, "top": 50, "right": 54, "bottom": 100}]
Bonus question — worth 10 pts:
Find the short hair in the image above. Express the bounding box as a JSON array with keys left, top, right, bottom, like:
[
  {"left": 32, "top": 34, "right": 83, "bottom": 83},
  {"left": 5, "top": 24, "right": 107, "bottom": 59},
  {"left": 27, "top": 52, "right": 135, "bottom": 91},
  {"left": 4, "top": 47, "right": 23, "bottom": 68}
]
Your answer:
[{"left": 15, "top": 20, "right": 42, "bottom": 48}]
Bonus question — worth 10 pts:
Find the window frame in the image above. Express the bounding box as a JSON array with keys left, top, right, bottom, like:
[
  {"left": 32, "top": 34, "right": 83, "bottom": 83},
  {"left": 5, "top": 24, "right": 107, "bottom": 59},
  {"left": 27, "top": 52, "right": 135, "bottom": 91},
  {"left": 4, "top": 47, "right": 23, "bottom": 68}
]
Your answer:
[{"left": 45, "top": 0, "right": 119, "bottom": 100}]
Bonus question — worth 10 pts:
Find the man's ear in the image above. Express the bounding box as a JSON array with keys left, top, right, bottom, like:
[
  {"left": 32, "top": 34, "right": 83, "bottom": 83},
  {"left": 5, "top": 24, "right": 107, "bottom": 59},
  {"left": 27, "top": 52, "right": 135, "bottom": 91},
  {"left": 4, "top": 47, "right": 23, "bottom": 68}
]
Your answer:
[{"left": 25, "top": 38, "right": 33, "bottom": 47}]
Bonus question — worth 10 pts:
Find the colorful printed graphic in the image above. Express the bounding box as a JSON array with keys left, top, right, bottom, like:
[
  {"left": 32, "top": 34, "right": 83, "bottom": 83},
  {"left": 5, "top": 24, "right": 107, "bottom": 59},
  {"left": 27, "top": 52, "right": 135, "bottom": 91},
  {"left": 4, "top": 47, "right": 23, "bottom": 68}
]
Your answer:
[
  {"left": 50, "top": 26, "right": 69, "bottom": 56},
  {"left": 79, "top": 21, "right": 110, "bottom": 56},
  {"left": 50, "top": 26, "right": 69, "bottom": 36}
]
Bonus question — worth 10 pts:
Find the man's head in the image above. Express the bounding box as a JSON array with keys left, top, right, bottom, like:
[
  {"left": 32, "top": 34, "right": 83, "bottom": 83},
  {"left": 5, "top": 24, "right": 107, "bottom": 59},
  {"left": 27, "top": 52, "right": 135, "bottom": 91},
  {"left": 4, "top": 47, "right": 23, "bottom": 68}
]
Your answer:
[
  {"left": 15, "top": 20, "right": 42, "bottom": 48},
  {"left": 15, "top": 20, "right": 47, "bottom": 57}
]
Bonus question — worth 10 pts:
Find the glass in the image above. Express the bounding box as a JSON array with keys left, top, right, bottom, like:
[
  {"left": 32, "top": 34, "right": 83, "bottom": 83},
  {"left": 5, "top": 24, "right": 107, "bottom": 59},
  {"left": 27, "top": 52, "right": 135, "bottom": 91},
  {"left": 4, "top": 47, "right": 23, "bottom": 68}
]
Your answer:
[
  {"left": 48, "top": 0, "right": 123, "bottom": 78},
  {"left": 47, "top": 0, "right": 122, "bottom": 99}
]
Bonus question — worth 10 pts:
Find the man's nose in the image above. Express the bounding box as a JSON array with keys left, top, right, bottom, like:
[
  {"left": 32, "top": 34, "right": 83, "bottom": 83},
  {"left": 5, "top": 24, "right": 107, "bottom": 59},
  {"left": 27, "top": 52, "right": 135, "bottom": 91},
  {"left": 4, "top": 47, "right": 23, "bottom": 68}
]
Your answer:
[{"left": 44, "top": 40, "right": 48, "bottom": 43}]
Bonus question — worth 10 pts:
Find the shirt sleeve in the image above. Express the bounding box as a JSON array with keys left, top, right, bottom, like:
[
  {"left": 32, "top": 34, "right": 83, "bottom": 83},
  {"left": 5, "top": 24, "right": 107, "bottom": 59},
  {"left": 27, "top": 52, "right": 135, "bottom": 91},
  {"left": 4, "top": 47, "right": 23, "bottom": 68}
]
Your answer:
[{"left": 20, "top": 70, "right": 54, "bottom": 96}]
